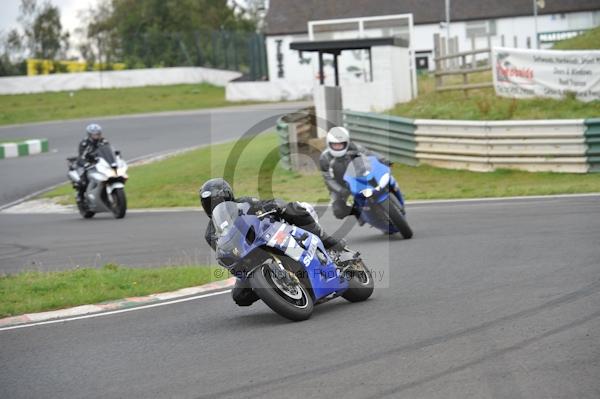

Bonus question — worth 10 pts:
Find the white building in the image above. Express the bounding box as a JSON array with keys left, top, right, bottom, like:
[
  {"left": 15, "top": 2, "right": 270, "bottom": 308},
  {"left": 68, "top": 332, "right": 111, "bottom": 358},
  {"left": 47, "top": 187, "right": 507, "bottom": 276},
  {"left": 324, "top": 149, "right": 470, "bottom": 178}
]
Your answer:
[{"left": 264, "top": 0, "right": 600, "bottom": 86}]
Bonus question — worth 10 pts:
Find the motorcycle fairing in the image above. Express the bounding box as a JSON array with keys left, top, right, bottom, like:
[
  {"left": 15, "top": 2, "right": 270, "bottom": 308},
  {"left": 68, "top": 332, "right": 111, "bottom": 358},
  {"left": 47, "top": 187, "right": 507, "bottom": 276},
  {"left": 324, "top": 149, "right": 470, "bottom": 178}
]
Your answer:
[
  {"left": 215, "top": 209, "right": 348, "bottom": 301},
  {"left": 262, "top": 222, "right": 348, "bottom": 300},
  {"left": 344, "top": 155, "right": 406, "bottom": 233}
]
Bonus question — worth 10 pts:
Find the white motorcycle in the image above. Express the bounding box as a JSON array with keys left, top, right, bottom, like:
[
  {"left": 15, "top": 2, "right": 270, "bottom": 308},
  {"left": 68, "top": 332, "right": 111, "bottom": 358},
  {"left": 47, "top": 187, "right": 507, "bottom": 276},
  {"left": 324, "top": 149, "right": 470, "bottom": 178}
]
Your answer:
[{"left": 67, "top": 143, "right": 128, "bottom": 219}]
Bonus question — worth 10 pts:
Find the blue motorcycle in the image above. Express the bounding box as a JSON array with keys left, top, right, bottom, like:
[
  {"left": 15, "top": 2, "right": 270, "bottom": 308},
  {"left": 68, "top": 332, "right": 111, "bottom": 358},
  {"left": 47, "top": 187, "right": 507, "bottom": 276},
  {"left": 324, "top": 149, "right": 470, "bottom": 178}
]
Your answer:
[
  {"left": 344, "top": 154, "right": 413, "bottom": 238},
  {"left": 212, "top": 201, "right": 374, "bottom": 321}
]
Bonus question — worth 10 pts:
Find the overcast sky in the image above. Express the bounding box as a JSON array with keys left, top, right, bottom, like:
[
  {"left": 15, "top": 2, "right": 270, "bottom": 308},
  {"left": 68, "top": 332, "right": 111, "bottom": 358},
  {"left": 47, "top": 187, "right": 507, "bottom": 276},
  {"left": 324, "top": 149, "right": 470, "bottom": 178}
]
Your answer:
[{"left": 0, "top": 0, "right": 100, "bottom": 35}]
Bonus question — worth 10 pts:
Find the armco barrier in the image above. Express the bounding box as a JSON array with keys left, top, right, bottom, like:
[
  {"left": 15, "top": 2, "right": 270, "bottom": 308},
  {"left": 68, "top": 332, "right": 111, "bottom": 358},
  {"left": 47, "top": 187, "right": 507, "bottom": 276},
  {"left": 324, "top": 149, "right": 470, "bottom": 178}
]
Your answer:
[
  {"left": 0, "top": 139, "right": 49, "bottom": 160},
  {"left": 344, "top": 110, "right": 418, "bottom": 166},
  {"left": 585, "top": 118, "right": 600, "bottom": 172},
  {"left": 415, "top": 119, "right": 588, "bottom": 173},
  {"left": 342, "top": 110, "right": 598, "bottom": 173}
]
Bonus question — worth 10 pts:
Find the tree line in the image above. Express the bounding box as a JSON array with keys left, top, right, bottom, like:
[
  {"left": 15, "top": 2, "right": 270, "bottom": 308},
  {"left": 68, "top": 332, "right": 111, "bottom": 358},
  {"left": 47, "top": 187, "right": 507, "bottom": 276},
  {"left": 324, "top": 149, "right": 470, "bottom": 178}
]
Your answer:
[{"left": 0, "top": 0, "right": 267, "bottom": 78}]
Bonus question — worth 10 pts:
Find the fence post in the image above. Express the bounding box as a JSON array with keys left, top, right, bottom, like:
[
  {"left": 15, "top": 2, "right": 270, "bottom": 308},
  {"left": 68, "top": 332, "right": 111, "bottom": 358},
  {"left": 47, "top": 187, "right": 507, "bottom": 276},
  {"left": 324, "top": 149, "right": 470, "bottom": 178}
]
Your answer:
[
  {"left": 259, "top": 33, "right": 268, "bottom": 79},
  {"left": 211, "top": 32, "right": 217, "bottom": 67},
  {"left": 223, "top": 32, "right": 230, "bottom": 70},
  {"left": 452, "top": 36, "right": 459, "bottom": 68},
  {"left": 471, "top": 37, "right": 476, "bottom": 68},
  {"left": 234, "top": 33, "right": 240, "bottom": 71},
  {"left": 434, "top": 33, "right": 442, "bottom": 90},
  {"left": 193, "top": 31, "right": 204, "bottom": 66},
  {"left": 486, "top": 36, "right": 492, "bottom": 67},
  {"left": 248, "top": 37, "right": 257, "bottom": 81},
  {"left": 462, "top": 54, "right": 468, "bottom": 97},
  {"left": 441, "top": 37, "right": 447, "bottom": 70}
]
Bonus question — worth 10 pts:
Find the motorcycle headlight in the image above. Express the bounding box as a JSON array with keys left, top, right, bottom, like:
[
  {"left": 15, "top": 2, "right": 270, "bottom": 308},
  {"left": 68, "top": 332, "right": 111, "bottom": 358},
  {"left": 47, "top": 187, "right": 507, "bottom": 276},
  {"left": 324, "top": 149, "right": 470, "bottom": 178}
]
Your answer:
[
  {"left": 97, "top": 163, "right": 116, "bottom": 177},
  {"left": 379, "top": 173, "right": 390, "bottom": 188},
  {"left": 360, "top": 188, "right": 373, "bottom": 198}
]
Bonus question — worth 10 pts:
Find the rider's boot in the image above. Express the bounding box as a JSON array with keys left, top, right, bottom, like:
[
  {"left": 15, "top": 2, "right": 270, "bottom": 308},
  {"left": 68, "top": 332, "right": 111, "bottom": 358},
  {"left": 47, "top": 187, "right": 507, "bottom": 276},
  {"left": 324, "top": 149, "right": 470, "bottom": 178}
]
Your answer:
[
  {"left": 76, "top": 187, "right": 85, "bottom": 204},
  {"left": 350, "top": 205, "right": 365, "bottom": 226},
  {"left": 231, "top": 278, "right": 259, "bottom": 307},
  {"left": 322, "top": 235, "right": 346, "bottom": 252}
]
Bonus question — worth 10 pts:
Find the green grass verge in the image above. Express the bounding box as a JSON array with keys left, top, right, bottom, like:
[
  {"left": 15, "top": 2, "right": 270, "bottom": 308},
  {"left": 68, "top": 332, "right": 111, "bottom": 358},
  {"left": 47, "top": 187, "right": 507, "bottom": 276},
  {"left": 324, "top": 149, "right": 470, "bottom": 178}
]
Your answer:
[
  {"left": 0, "top": 264, "right": 226, "bottom": 318},
  {"left": 553, "top": 26, "right": 600, "bottom": 50},
  {"left": 44, "top": 132, "right": 331, "bottom": 207},
  {"left": 44, "top": 132, "right": 600, "bottom": 207},
  {"left": 389, "top": 73, "right": 600, "bottom": 120},
  {"left": 0, "top": 83, "right": 258, "bottom": 126}
]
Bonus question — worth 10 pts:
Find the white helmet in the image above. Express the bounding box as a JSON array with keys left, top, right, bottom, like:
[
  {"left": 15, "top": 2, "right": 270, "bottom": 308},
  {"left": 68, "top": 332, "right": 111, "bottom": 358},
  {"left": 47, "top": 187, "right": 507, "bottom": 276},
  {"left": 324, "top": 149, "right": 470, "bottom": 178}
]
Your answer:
[{"left": 326, "top": 126, "right": 350, "bottom": 158}]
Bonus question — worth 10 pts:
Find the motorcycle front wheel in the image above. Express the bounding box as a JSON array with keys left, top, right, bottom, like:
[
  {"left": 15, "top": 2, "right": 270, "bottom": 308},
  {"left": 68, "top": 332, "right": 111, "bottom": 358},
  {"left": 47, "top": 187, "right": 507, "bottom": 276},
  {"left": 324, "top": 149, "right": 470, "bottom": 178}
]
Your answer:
[
  {"left": 110, "top": 188, "right": 127, "bottom": 219},
  {"left": 382, "top": 196, "right": 413, "bottom": 239},
  {"left": 341, "top": 259, "right": 375, "bottom": 303},
  {"left": 249, "top": 258, "right": 313, "bottom": 321}
]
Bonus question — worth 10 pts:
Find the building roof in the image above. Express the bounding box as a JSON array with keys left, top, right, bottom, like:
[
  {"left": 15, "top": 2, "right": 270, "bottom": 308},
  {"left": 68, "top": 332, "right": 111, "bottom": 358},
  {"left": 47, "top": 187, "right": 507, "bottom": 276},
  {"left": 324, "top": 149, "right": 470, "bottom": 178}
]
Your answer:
[
  {"left": 265, "top": 0, "right": 600, "bottom": 36},
  {"left": 290, "top": 37, "right": 409, "bottom": 53}
]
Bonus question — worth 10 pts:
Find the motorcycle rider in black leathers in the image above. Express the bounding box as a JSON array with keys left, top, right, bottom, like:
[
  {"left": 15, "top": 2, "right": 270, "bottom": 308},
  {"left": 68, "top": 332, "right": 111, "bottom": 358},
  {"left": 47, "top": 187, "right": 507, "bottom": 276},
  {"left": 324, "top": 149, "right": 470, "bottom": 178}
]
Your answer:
[
  {"left": 200, "top": 178, "right": 346, "bottom": 307},
  {"left": 319, "top": 126, "right": 392, "bottom": 220},
  {"left": 76, "top": 123, "right": 109, "bottom": 202}
]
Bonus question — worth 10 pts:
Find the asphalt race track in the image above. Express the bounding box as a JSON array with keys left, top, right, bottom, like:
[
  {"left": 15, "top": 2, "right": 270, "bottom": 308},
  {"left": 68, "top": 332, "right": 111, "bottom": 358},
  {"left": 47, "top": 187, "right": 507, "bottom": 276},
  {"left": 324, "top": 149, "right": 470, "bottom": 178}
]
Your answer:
[
  {"left": 0, "top": 102, "right": 308, "bottom": 208},
  {"left": 1, "top": 195, "right": 599, "bottom": 398}
]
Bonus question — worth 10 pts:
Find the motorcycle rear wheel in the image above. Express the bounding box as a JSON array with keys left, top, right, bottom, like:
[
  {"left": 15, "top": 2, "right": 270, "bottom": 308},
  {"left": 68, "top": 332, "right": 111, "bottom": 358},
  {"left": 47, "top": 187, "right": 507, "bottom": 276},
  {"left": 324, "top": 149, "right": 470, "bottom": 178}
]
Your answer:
[{"left": 249, "top": 259, "right": 313, "bottom": 321}]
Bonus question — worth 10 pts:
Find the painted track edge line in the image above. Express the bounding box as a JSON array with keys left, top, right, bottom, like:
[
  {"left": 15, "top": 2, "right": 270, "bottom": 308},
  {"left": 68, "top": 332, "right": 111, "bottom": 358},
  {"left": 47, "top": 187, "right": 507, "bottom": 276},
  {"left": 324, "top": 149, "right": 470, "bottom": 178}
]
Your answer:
[
  {"left": 0, "top": 287, "right": 233, "bottom": 332},
  {"left": 406, "top": 192, "right": 600, "bottom": 206}
]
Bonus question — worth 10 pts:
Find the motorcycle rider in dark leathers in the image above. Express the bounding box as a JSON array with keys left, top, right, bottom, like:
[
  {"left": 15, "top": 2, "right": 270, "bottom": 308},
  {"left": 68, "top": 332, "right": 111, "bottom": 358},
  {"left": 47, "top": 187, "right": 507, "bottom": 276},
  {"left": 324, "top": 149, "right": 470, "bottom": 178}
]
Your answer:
[
  {"left": 319, "top": 126, "right": 392, "bottom": 221},
  {"left": 200, "top": 178, "right": 347, "bottom": 307},
  {"left": 76, "top": 123, "right": 109, "bottom": 202}
]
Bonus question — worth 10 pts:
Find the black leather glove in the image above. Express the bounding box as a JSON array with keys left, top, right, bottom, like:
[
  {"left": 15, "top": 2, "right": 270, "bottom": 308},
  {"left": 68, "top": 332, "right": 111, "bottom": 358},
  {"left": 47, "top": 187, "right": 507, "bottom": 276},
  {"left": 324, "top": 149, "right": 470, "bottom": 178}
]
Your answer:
[{"left": 262, "top": 201, "right": 284, "bottom": 216}]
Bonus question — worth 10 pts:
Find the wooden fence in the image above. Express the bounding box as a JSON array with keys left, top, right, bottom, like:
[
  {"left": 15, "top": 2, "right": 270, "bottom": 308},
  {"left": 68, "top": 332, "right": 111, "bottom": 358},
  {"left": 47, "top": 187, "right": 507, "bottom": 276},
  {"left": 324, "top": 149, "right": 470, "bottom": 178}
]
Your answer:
[
  {"left": 433, "top": 33, "right": 493, "bottom": 93},
  {"left": 433, "top": 33, "right": 535, "bottom": 93}
]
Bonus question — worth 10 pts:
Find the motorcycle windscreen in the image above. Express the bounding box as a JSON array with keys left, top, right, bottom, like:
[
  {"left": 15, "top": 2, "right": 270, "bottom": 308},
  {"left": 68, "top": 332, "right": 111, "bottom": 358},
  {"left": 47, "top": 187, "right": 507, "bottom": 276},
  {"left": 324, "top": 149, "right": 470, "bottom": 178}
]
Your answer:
[
  {"left": 212, "top": 201, "right": 239, "bottom": 236},
  {"left": 344, "top": 155, "right": 377, "bottom": 193},
  {"left": 213, "top": 201, "right": 250, "bottom": 268},
  {"left": 96, "top": 144, "right": 117, "bottom": 165},
  {"left": 345, "top": 154, "right": 372, "bottom": 178}
]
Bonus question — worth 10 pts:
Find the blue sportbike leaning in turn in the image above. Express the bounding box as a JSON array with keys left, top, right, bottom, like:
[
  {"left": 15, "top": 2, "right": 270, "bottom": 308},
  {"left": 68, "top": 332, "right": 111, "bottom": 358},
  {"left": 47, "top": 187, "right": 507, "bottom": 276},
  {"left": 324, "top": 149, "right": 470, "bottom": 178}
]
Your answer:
[
  {"left": 344, "top": 153, "right": 413, "bottom": 238},
  {"left": 212, "top": 201, "right": 374, "bottom": 321}
]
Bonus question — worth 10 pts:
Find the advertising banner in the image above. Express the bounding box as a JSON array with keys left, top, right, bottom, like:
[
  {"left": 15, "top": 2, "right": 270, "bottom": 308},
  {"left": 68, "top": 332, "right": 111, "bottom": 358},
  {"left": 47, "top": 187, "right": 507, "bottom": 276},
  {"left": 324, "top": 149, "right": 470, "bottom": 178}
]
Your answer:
[{"left": 492, "top": 47, "right": 600, "bottom": 102}]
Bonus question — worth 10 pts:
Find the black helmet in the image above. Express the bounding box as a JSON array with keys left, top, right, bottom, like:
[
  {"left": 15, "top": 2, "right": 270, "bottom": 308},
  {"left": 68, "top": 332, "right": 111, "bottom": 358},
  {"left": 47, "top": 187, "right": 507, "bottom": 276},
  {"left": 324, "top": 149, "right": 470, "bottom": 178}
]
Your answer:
[{"left": 199, "top": 178, "right": 234, "bottom": 217}]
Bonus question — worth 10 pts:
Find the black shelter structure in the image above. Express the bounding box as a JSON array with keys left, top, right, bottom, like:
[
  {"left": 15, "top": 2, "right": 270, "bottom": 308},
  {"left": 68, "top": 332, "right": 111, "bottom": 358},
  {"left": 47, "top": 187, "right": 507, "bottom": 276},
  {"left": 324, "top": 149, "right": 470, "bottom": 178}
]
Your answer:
[
  {"left": 290, "top": 37, "right": 409, "bottom": 86},
  {"left": 289, "top": 37, "right": 411, "bottom": 132}
]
